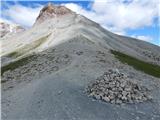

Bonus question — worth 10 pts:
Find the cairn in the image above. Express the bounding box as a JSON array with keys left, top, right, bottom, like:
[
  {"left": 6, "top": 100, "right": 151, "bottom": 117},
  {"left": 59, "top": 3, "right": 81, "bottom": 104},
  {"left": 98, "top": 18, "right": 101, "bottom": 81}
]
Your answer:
[{"left": 86, "top": 69, "right": 151, "bottom": 104}]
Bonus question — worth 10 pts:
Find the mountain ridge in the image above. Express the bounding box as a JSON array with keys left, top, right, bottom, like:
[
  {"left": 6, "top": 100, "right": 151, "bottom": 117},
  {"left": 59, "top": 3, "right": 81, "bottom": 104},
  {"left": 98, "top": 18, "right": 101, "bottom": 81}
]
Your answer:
[
  {"left": 34, "top": 3, "right": 74, "bottom": 25},
  {"left": 0, "top": 21, "right": 25, "bottom": 38},
  {"left": 1, "top": 3, "right": 160, "bottom": 120},
  {"left": 1, "top": 3, "right": 160, "bottom": 66}
]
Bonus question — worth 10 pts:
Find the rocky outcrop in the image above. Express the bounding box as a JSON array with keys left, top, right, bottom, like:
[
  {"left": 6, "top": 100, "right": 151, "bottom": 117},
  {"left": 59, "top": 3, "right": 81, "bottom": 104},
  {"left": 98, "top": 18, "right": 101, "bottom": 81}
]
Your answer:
[
  {"left": 86, "top": 69, "right": 152, "bottom": 104},
  {"left": 35, "top": 3, "right": 73, "bottom": 25}
]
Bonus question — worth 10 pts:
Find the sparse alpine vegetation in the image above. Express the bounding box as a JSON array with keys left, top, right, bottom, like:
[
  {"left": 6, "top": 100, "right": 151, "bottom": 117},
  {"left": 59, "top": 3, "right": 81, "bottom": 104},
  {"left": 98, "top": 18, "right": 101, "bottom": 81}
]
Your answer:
[
  {"left": 111, "top": 50, "right": 160, "bottom": 78},
  {"left": 1, "top": 54, "right": 37, "bottom": 76}
]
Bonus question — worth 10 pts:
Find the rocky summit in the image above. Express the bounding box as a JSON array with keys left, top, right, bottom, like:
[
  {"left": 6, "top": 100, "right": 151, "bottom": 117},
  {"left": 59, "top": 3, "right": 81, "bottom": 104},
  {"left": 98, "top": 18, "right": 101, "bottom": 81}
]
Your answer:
[
  {"left": 35, "top": 3, "right": 73, "bottom": 25},
  {"left": 86, "top": 69, "right": 152, "bottom": 104}
]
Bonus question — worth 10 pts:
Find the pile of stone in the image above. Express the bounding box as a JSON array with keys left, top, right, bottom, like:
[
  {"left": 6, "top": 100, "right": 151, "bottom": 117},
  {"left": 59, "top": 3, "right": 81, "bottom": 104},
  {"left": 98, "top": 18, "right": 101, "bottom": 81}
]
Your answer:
[
  {"left": 86, "top": 69, "right": 151, "bottom": 104},
  {"left": 1, "top": 49, "right": 72, "bottom": 87}
]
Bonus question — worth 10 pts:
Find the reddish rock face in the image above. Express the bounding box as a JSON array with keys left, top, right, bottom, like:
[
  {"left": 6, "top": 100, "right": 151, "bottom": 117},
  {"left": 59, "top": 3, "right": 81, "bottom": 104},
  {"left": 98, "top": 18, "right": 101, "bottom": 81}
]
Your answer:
[{"left": 35, "top": 3, "right": 73, "bottom": 24}]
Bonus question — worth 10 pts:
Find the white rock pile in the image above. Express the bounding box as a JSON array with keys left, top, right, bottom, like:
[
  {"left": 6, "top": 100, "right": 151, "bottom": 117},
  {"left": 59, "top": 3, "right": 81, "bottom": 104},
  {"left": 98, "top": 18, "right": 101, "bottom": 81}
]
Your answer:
[{"left": 86, "top": 69, "right": 151, "bottom": 104}]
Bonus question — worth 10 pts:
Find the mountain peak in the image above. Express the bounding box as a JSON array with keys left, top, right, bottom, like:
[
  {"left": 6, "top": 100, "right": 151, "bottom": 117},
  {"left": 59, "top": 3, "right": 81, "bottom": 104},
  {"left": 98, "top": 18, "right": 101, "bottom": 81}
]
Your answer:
[
  {"left": 35, "top": 3, "right": 73, "bottom": 24},
  {"left": 0, "top": 21, "right": 24, "bottom": 38}
]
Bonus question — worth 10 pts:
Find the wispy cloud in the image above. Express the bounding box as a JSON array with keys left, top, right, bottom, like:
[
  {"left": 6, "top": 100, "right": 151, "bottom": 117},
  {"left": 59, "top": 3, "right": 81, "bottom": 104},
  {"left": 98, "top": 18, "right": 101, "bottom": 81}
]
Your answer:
[
  {"left": 131, "top": 35, "right": 153, "bottom": 42},
  {"left": 2, "top": 3, "right": 43, "bottom": 27},
  {"left": 0, "top": 17, "right": 14, "bottom": 24},
  {"left": 64, "top": 0, "right": 158, "bottom": 34},
  {"left": 1, "top": 0, "right": 159, "bottom": 45}
]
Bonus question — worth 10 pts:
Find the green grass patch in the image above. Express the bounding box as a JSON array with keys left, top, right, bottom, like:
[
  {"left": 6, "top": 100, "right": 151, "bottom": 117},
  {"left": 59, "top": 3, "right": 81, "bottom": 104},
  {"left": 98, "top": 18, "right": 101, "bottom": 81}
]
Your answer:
[
  {"left": 7, "top": 51, "right": 18, "bottom": 57},
  {"left": 1, "top": 79, "right": 8, "bottom": 83},
  {"left": 1, "top": 54, "right": 36, "bottom": 76},
  {"left": 7, "top": 51, "right": 21, "bottom": 58},
  {"left": 111, "top": 50, "right": 160, "bottom": 78}
]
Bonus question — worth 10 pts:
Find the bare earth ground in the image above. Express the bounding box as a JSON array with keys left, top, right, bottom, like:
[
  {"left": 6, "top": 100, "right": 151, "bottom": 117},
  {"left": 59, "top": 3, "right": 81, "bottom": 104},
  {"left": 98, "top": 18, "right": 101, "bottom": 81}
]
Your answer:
[{"left": 2, "top": 40, "right": 160, "bottom": 120}]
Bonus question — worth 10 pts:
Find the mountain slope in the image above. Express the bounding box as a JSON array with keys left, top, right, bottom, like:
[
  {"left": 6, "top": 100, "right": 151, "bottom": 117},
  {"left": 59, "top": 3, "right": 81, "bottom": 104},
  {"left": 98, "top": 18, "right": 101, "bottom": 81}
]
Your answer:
[
  {"left": 1, "top": 5, "right": 160, "bottom": 66},
  {"left": 0, "top": 21, "right": 25, "bottom": 38},
  {"left": 1, "top": 3, "right": 160, "bottom": 120}
]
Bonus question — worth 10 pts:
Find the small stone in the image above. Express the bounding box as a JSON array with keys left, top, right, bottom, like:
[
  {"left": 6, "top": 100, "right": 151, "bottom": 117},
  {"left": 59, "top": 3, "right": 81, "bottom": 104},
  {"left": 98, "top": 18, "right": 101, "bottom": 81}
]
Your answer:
[
  {"left": 125, "top": 86, "right": 132, "bottom": 91},
  {"left": 128, "top": 99, "right": 133, "bottom": 103},
  {"left": 89, "top": 92, "right": 95, "bottom": 96},
  {"left": 118, "top": 94, "right": 122, "bottom": 98},
  {"left": 122, "top": 91, "right": 128, "bottom": 96},
  {"left": 103, "top": 96, "right": 110, "bottom": 102},
  {"left": 108, "top": 95, "right": 114, "bottom": 100},
  {"left": 110, "top": 99, "right": 116, "bottom": 104},
  {"left": 136, "top": 116, "right": 140, "bottom": 120},
  {"left": 121, "top": 96, "right": 127, "bottom": 101},
  {"left": 120, "top": 82, "right": 125, "bottom": 88},
  {"left": 116, "top": 99, "right": 122, "bottom": 104},
  {"left": 126, "top": 93, "right": 131, "bottom": 99},
  {"left": 57, "top": 90, "right": 63, "bottom": 95},
  {"left": 147, "top": 95, "right": 152, "bottom": 100},
  {"left": 94, "top": 94, "right": 101, "bottom": 100}
]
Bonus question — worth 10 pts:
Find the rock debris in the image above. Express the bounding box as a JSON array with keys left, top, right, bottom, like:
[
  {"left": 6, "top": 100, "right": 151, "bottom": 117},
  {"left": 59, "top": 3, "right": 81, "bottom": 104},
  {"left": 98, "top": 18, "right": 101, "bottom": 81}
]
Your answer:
[
  {"left": 1, "top": 49, "right": 72, "bottom": 88},
  {"left": 86, "top": 69, "right": 152, "bottom": 104}
]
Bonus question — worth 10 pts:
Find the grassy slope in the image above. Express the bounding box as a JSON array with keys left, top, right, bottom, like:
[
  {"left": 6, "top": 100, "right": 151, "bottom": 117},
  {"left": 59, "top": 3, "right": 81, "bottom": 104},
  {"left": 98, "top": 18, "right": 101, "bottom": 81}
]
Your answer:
[
  {"left": 1, "top": 34, "right": 50, "bottom": 76},
  {"left": 1, "top": 54, "right": 37, "bottom": 76},
  {"left": 111, "top": 50, "right": 160, "bottom": 78}
]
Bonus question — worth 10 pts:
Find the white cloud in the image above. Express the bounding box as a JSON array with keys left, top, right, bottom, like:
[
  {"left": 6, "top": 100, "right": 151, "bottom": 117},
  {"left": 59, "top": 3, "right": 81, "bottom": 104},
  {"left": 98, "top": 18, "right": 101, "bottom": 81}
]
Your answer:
[
  {"left": 0, "top": 18, "right": 14, "bottom": 24},
  {"left": 64, "top": 0, "right": 158, "bottom": 34},
  {"left": 2, "top": 4, "right": 43, "bottom": 27},
  {"left": 1, "top": 0, "right": 158, "bottom": 37},
  {"left": 132, "top": 35, "right": 153, "bottom": 42}
]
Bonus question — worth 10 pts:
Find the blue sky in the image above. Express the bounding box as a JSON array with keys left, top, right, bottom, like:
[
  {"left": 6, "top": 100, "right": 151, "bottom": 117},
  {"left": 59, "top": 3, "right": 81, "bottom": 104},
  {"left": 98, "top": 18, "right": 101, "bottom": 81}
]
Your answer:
[{"left": 1, "top": 0, "right": 159, "bottom": 46}]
